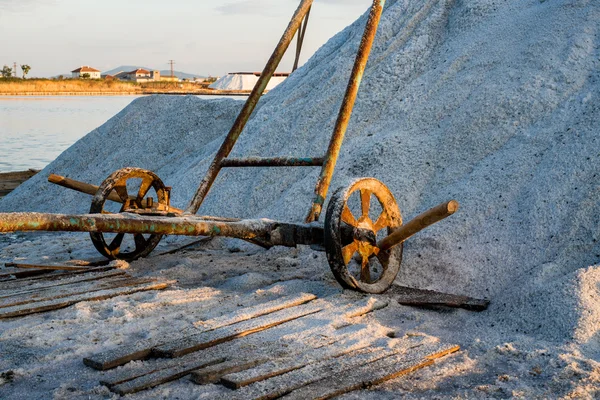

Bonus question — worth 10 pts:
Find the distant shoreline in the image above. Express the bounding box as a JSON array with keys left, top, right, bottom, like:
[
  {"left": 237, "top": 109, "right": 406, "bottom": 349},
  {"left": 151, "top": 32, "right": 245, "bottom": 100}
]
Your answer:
[
  {"left": 0, "top": 79, "right": 252, "bottom": 97},
  {"left": 0, "top": 90, "right": 251, "bottom": 96}
]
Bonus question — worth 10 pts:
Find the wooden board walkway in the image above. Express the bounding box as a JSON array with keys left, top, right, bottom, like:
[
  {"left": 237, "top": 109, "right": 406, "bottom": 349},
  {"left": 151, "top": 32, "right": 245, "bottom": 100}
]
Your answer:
[
  {"left": 0, "top": 261, "right": 174, "bottom": 319},
  {"left": 81, "top": 291, "right": 459, "bottom": 398},
  {"left": 0, "top": 169, "right": 39, "bottom": 197}
]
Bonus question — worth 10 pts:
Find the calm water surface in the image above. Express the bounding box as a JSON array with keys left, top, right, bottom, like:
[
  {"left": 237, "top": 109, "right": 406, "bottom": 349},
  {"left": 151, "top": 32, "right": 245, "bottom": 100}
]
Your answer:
[{"left": 0, "top": 95, "right": 242, "bottom": 172}]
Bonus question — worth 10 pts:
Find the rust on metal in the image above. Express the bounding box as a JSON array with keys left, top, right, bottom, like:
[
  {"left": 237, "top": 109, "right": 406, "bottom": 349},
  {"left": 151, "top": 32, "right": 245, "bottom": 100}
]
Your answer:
[
  {"left": 293, "top": 5, "right": 312, "bottom": 72},
  {"left": 48, "top": 174, "right": 184, "bottom": 214},
  {"left": 0, "top": 212, "right": 324, "bottom": 248},
  {"left": 306, "top": 0, "right": 386, "bottom": 223},
  {"left": 186, "top": 0, "right": 314, "bottom": 215},
  {"left": 221, "top": 157, "right": 324, "bottom": 168}
]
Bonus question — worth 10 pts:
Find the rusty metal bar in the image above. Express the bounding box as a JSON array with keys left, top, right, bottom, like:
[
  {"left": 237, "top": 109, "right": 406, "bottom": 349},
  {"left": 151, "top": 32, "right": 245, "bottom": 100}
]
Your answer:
[
  {"left": 49, "top": 174, "right": 122, "bottom": 204},
  {"left": 221, "top": 157, "right": 324, "bottom": 168},
  {"left": 0, "top": 213, "right": 324, "bottom": 248},
  {"left": 377, "top": 200, "right": 459, "bottom": 251},
  {"left": 293, "top": 6, "right": 312, "bottom": 72},
  {"left": 305, "top": 0, "right": 385, "bottom": 223},
  {"left": 186, "top": 0, "right": 314, "bottom": 215},
  {"left": 48, "top": 174, "right": 184, "bottom": 214}
]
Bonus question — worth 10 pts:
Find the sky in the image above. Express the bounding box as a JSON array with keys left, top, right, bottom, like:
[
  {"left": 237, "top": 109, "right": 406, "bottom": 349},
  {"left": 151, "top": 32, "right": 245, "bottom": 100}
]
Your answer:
[{"left": 0, "top": 0, "right": 369, "bottom": 78}]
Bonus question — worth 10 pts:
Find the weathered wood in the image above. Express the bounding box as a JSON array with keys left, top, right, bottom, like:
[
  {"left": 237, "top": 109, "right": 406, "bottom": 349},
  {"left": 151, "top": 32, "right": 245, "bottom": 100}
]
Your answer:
[
  {"left": 0, "top": 268, "right": 54, "bottom": 280},
  {"left": 0, "top": 265, "right": 116, "bottom": 289},
  {"left": 0, "top": 169, "right": 39, "bottom": 197},
  {"left": 220, "top": 333, "right": 372, "bottom": 389},
  {"left": 225, "top": 335, "right": 428, "bottom": 400},
  {"left": 0, "top": 280, "right": 174, "bottom": 319},
  {"left": 280, "top": 343, "right": 460, "bottom": 400},
  {"left": 0, "top": 276, "right": 153, "bottom": 309},
  {"left": 195, "top": 293, "right": 317, "bottom": 330},
  {"left": 98, "top": 297, "right": 389, "bottom": 393},
  {"left": 0, "top": 270, "right": 127, "bottom": 299},
  {"left": 109, "top": 356, "right": 226, "bottom": 395},
  {"left": 377, "top": 200, "right": 459, "bottom": 251},
  {"left": 191, "top": 358, "right": 268, "bottom": 385},
  {"left": 84, "top": 292, "right": 317, "bottom": 371},
  {"left": 6, "top": 263, "right": 90, "bottom": 271},
  {"left": 152, "top": 299, "right": 324, "bottom": 358},
  {"left": 191, "top": 297, "right": 389, "bottom": 389},
  {"left": 390, "top": 285, "right": 490, "bottom": 311}
]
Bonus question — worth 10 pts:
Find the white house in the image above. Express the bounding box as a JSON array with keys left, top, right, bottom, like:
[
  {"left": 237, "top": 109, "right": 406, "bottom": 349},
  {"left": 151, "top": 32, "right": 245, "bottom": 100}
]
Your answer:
[{"left": 71, "top": 66, "right": 101, "bottom": 79}]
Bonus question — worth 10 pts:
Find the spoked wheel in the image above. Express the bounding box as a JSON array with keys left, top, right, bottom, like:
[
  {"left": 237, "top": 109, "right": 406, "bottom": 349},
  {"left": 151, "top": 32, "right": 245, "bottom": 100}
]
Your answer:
[
  {"left": 324, "top": 178, "right": 403, "bottom": 293},
  {"left": 89, "top": 167, "right": 168, "bottom": 261}
]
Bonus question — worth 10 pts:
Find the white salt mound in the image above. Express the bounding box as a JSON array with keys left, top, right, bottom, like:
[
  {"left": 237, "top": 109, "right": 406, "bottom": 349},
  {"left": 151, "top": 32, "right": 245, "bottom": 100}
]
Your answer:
[
  {"left": 2, "top": 0, "right": 599, "bottom": 345},
  {"left": 209, "top": 74, "right": 286, "bottom": 91}
]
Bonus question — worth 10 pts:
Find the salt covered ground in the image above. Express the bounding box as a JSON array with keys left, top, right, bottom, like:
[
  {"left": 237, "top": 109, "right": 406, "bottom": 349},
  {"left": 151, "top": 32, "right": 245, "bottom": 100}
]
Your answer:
[{"left": 1, "top": 0, "right": 599, "bottom": 398}]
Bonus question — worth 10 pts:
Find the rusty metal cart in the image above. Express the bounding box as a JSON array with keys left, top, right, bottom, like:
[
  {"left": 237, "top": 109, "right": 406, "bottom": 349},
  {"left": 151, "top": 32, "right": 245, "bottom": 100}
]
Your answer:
[{"left": 0, "top": 0, "right": 458, "bottom": 294}]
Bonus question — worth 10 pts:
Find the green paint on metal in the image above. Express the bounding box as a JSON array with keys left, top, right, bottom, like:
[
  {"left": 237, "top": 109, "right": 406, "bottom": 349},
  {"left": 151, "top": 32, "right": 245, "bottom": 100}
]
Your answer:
[{"left": 314, "top": 195, "right": 325, "bottom": 205}]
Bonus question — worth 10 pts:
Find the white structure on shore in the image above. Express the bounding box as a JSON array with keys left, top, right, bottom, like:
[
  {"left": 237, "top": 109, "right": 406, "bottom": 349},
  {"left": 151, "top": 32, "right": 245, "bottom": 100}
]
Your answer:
[
  {"left": 209, "top": 72, "right": 289, "bottom": 91},
  {"left": 71, "top": 66, "right": 101, "bottom": 79}
]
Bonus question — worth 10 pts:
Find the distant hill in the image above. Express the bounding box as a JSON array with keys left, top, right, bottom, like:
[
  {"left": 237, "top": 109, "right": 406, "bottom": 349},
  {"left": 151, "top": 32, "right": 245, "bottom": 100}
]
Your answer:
[{"left": 102, "top": 66, "right": 207, "bottom": 80}]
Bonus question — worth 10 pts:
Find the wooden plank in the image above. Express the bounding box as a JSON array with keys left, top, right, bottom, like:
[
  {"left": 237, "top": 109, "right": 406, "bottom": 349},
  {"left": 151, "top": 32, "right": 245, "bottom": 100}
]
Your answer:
[
  {"left": 190, "top": 297, "right": 389, "bottom": 389},
  {"left": 0, "top": 276, "right": 153, "bottom": 309},
  {"left": 194, "top": 293, "right": 317, "bottom": 330},
  {"left": 225, "top": 335, "right": 429, "bottom": 400},
  {"left": 0, "top": 169, "right": 39, "bottom": 197},
  {"left": 83, "top": 292, "right": 317, "bottom": 371},
  {"left": 0, "top": 270, "right": 127, "bottom": 299},
  {"left": 0, "top": 268, "right": 54, "bottom": 280},
  {"left": 280, "top": 343, "right": 460, "bottom": 400},
  {"left": 6, "top": 263, "right": 90, "bottom": 271},
  {"left": 191, "top": 358, "right": 268, "bottom": 385},
  {"left": 108, "top": 356, "right": 226, "bottom": 395},
  {"left": 220, "top": 333, "right": 373, "bottom": 389},
  {"left": 151, "top": 299, "right": 324, "bottom": 358},
  {"left": 0, "top": 280, "right": 174, "bottom": 319},
  {"left": 390, "top": 285, "right": 490, "bottom": 311},
  {"left": 0, "top": 265, "right": 116, "bottom": 289},
  {"left": 96, "top": 296, "right": 388, "bottom": 392}
]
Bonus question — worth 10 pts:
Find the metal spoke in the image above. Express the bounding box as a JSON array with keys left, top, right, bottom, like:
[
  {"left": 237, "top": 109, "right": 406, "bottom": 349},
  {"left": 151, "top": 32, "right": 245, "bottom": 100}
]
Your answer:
[
  {"left": 341, "top": 204, "right": 358, "bottom": 227},
  {"left": 360, "top": 256, "right": 371, "bottom": 283},
  {"left": 342, "top": 241, "right": 358, "bottom": 265},
  {"left": 134, "top": 234, "right": 147, "bottom": 251},
  {"left": 373, "top": 210, "right": 389, "bottom": 231},
  {"left": 108, "top": 233, "right": 125, "bottom": 252},
  {"left": 137, "top": 177, "right": 154, "bottom": 202},
  {"left": 360, "top": 189, "right": 371, "bottom": 218},
  {"left": 113, "top": 184, "right": 129, "bottom": 202}
]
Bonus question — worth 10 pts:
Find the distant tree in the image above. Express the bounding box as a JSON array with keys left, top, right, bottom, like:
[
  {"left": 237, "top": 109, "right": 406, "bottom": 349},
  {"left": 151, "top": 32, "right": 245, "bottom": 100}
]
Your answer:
[
  {"left": 20, "top": 64, "right": 31, "bottom": 79},
  {"left": 58, "top": 75, "right": 64, "bottom": 80},
  {"left": 1, "top": 65, "right": 12, "bottom": 78},
  {"left": 81, "top": 73, "right": 90, "bottom": 79}
]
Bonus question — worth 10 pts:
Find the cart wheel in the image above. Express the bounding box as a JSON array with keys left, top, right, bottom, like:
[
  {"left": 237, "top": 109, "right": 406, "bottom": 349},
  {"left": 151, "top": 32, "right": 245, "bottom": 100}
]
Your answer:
[
  {"left": 324, "top": 178, "right": 403, "bottom": 293},
  {"left": 89, "top": 168, "right": 167, "bottom": 261}
]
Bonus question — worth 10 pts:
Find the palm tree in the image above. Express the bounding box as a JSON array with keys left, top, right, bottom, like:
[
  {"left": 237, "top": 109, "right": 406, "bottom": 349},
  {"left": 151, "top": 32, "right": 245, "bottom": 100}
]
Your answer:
[{"left": 21, "top": 64, "right": 31, "bottom": 79}]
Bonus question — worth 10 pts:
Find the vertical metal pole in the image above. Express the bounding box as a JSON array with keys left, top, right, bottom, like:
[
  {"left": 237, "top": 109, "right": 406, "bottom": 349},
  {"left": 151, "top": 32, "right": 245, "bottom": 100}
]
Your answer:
[
  {"left": 293, "top": 7, "right": 311, "bottom": 72},
  {"left": 186, "top": 0, "right": 314, "bottom": 215},
  {"left": 305, "top": 0, "right": 385, "bottom": 223}
]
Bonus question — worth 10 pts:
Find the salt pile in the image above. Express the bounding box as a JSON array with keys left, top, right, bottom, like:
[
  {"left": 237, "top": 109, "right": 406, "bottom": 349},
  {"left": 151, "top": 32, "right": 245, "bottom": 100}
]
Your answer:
[
  {"left": 209, "top": 73, "right": 286, "bottom": 91},
  {"left": 2, "top": 0, "right": 599, "bottom": 356}
]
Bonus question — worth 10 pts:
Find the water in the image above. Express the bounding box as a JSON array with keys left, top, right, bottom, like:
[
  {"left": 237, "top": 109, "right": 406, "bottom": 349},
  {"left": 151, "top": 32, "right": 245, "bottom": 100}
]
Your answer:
[{"left": 0, "top": 95, "right": 244, "bottom": 173}]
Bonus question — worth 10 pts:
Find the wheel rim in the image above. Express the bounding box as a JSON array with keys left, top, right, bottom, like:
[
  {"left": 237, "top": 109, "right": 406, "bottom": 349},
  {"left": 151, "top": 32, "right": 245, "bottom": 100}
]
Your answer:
[
  {"left": 89, "top": 168, "right": 166, "bottom": 261},
  {"left": 324, "top": 178, "right": 403, "bottom": 293}
]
